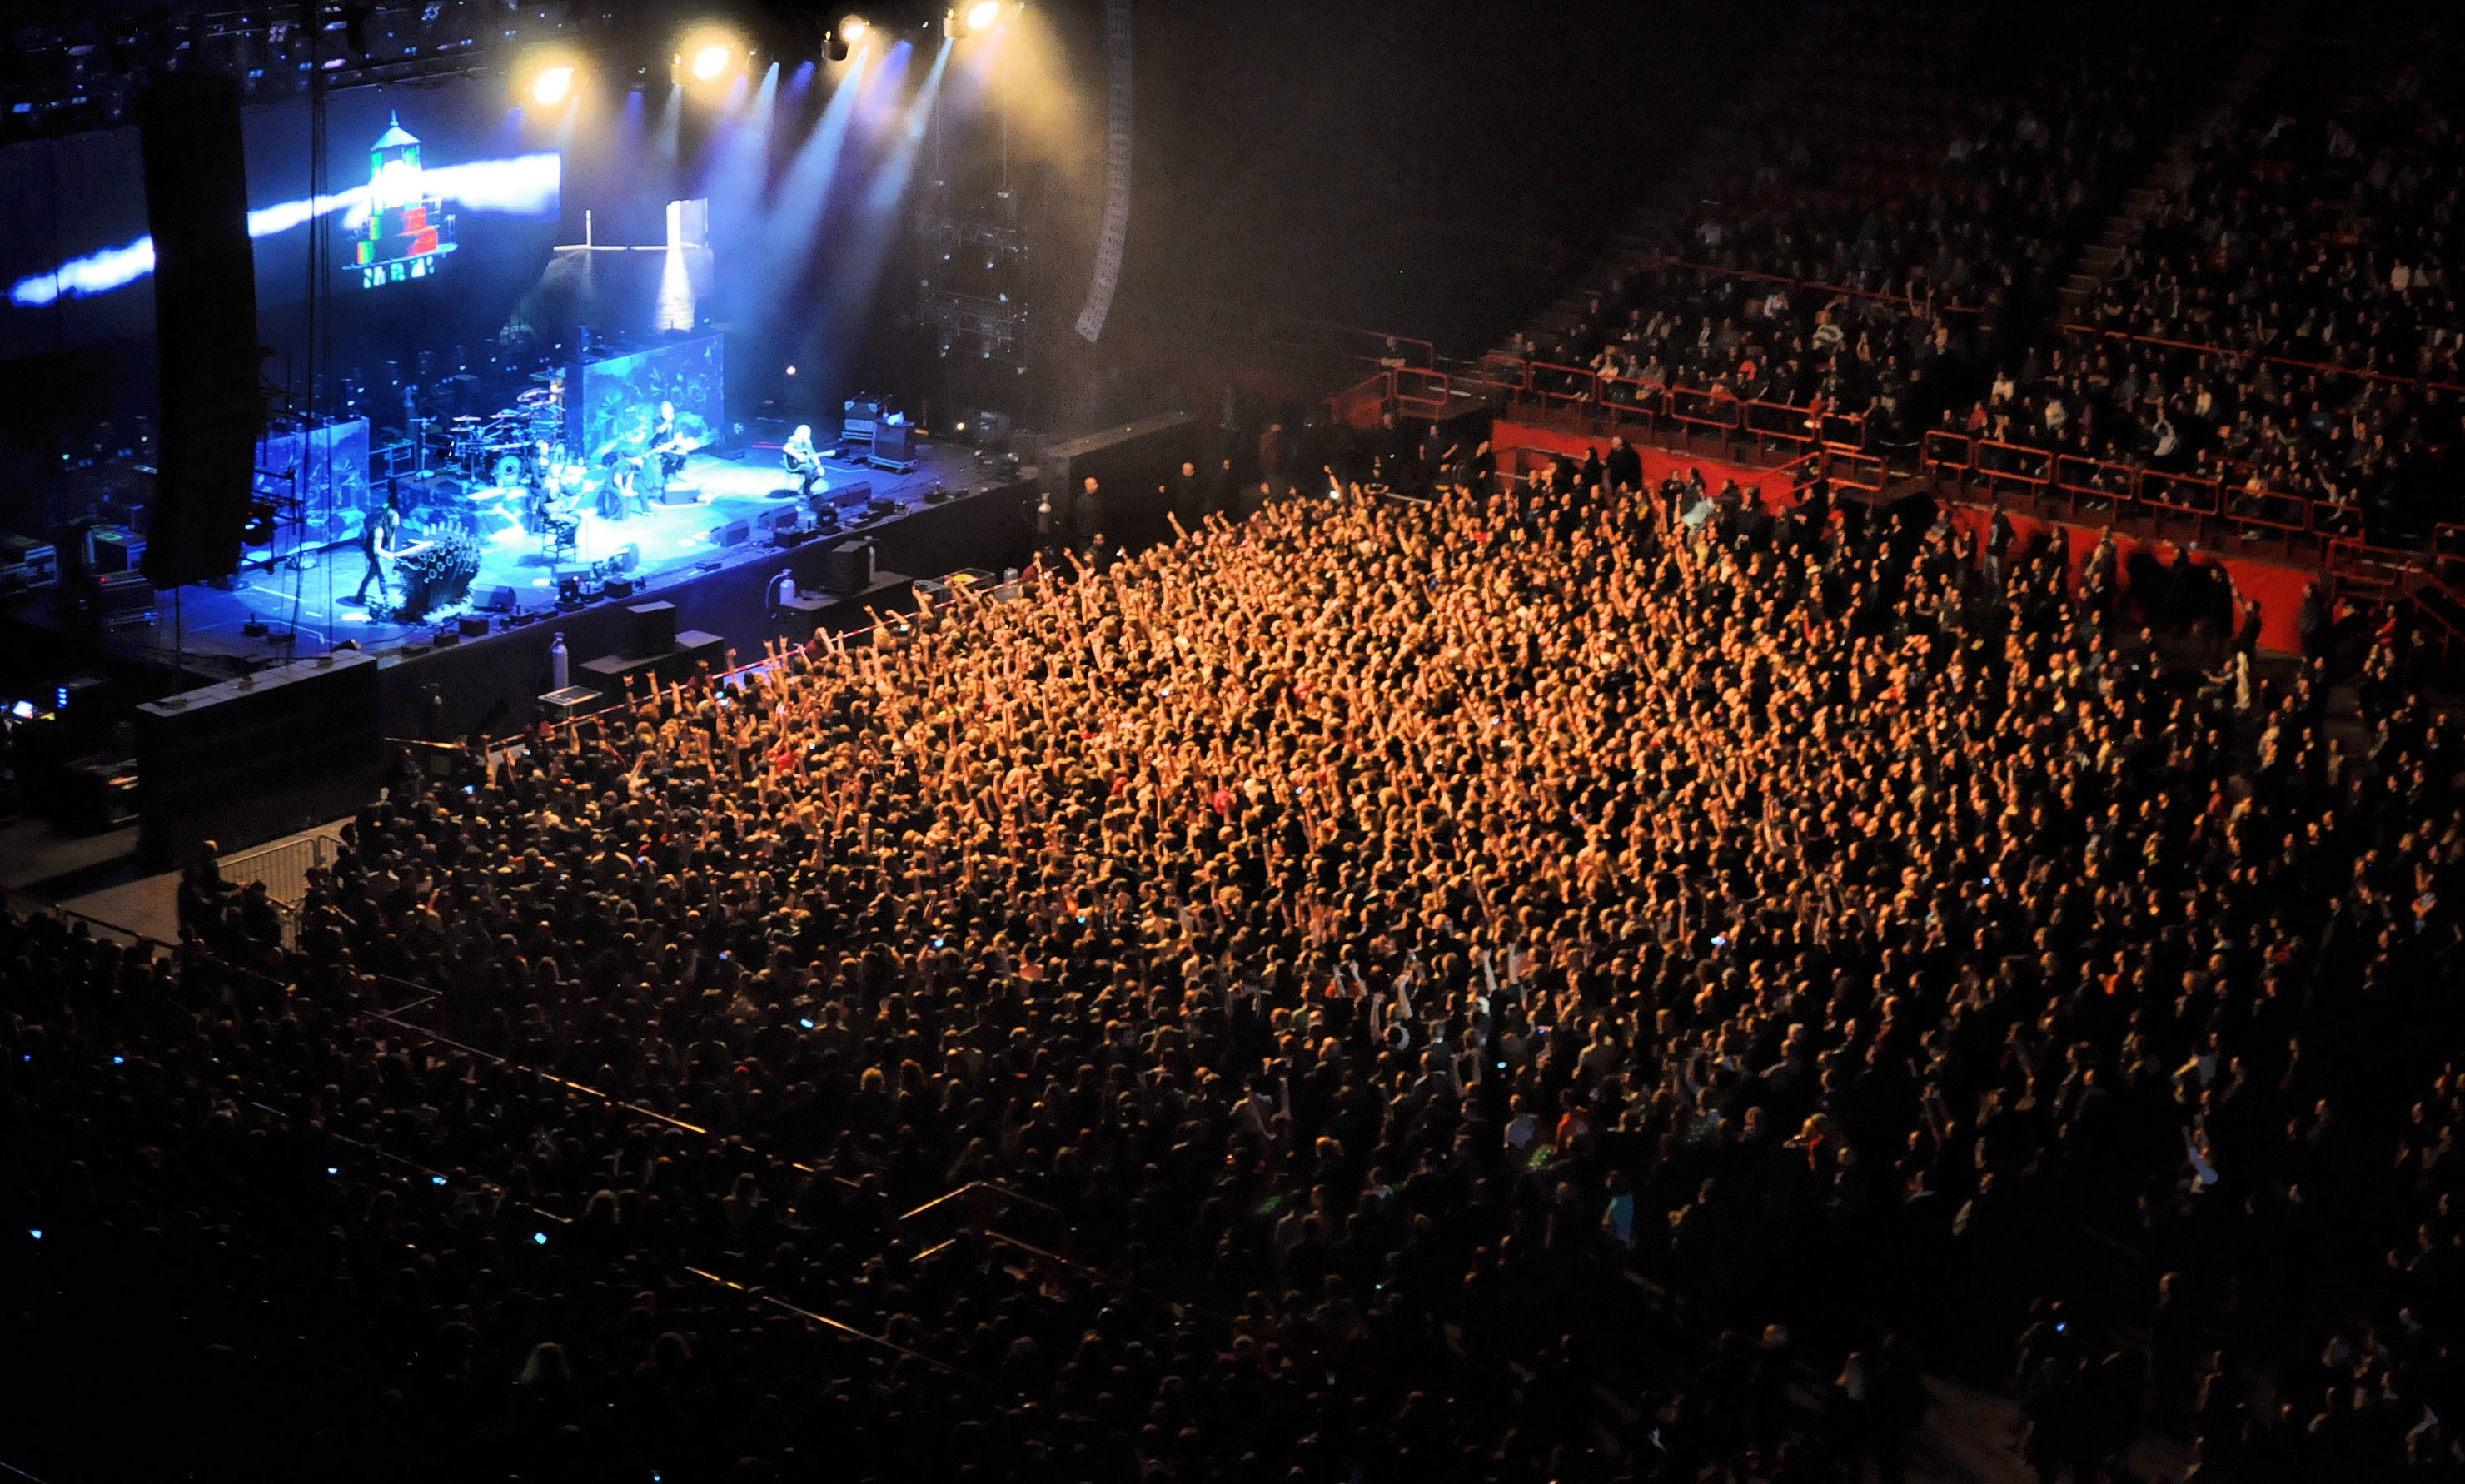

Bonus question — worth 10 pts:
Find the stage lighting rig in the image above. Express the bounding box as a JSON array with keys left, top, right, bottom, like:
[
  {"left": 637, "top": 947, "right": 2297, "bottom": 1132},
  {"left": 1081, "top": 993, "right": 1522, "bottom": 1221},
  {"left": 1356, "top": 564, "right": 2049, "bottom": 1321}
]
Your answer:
[
  {"left": 674, "top": 25, "right": 751, "bottom": 89},
  {"left": 515, "top": 49, "right": 583, "bottom": 108},
  {"left": 947, "top": 1, "right": 1007, "bottom": 38}
]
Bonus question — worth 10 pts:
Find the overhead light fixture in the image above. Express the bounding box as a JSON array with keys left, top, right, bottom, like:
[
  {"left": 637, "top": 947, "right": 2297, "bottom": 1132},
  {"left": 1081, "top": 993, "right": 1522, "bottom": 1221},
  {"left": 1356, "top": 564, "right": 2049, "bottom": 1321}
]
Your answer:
[
  {"left": 824, "top": 16, "right": 869, "bottom": 63},
  {"left": 961, "top": 0, "right": 1004, "bottom": 35},
  {"left": 528, "top": 64, "right": 575, "bottom": 107},
  {"left": 675, "top": 26, "right": 747, "bottom": 88},
  {"left": 513, "top": 47, "right": 585, "bottom": 112}
]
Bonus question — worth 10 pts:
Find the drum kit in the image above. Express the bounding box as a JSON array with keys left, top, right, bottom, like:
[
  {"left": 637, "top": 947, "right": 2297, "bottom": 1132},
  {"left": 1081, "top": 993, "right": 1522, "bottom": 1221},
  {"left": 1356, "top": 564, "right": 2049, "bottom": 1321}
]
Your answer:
[{"left": 442, "top": 384, "right": 562, "bottom": 481}]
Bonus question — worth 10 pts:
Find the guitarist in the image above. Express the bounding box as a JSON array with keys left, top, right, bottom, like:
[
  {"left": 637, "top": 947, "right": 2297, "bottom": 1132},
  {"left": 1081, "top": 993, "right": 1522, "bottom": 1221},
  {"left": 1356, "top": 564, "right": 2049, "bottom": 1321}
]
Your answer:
[
  {"left": 782, "top": 424, "right": 822, "bottom": 498},
  {"left": 651, "top": 401, "right": 690, "bottom": 482},
  {"left": 352, "top": 490, "right": 402, "bottom": 607}
]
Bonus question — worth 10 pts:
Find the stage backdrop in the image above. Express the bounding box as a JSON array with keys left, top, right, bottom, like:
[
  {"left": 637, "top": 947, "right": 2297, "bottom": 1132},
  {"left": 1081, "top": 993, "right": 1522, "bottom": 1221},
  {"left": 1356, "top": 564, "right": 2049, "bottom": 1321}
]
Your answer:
[
  {"left": 255, "top": 417, "right": 371, "bottom": 530},
  {"left": 575, "top": 334, "right": 725, "bottom": 462}
]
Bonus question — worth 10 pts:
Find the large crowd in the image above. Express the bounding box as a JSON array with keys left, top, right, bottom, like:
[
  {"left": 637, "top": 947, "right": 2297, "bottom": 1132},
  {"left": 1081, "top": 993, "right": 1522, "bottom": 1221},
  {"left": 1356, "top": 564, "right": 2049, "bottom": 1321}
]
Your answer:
[{"left": 10, "top": 446, "right": 2465, "bottom": 1482}]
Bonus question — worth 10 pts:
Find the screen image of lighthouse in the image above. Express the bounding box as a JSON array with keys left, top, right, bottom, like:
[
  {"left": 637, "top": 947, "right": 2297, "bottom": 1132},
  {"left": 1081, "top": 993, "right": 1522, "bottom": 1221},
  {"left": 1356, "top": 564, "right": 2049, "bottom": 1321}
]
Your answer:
[{"left": 351, "top": 113, "right": 456, "bottom": 290}]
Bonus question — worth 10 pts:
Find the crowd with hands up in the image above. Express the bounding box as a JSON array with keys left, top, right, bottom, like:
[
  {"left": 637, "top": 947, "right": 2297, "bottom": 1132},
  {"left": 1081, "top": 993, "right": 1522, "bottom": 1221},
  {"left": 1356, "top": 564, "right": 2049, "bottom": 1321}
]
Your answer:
[{"left": 13, "top": 451, "right": 2465, "bottom": 1484}]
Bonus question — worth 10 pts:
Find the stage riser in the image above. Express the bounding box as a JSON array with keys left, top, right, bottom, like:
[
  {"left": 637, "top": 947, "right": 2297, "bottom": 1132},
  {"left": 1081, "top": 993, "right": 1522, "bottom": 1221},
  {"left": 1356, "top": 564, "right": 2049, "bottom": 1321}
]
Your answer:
[{"left": 377, "top": 476, "right": 1040, "bottom": 739}]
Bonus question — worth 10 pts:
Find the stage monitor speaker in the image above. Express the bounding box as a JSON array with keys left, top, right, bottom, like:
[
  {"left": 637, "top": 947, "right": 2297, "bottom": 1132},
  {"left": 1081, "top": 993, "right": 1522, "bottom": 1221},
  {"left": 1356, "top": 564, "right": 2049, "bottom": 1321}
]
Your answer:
[
  {"left": 621, "top": 600, "right": 677, "bottom": 660},
  {"left": 843, "top": 395, "right": 884, "bottom": 440},
  {"left": 137, "top": 73, "right": 262, "bottom": 591},
  {"left": 821, "top": 540, "right": 875, "bottom": 595},
  {"left": 872, "top": 419, "right": 922, "bottom": 458},
  {"left": 480, "top": 585, "right": 518, "bottom": 613},
  {"left": 757, "top": 507, "right": 799, "bottom": 534},
  {"left": 658, "top": 484, "right": 701, "bottom": 507},
  {"left": 710, "top": 518, "right": 750, "bottom": 548},
  {"left": 826, "top": 480, "right": 874, "bottom": 511},
  {"left": 610, "top": 543, "right": 641, "bottom": 574}
]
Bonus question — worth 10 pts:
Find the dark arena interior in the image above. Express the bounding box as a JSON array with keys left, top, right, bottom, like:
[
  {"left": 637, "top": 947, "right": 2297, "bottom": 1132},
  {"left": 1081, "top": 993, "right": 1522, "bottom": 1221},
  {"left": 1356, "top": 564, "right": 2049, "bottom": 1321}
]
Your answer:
[{"left": 7, "top": 0, "right": 2465, "bottom": 1479}]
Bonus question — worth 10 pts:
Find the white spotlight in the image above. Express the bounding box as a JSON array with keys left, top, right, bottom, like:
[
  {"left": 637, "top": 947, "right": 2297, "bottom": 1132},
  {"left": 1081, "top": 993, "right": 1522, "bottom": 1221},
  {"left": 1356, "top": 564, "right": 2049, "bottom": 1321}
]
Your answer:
[{"left": 530, "top": 65, "right": 575, "bottom": 107}]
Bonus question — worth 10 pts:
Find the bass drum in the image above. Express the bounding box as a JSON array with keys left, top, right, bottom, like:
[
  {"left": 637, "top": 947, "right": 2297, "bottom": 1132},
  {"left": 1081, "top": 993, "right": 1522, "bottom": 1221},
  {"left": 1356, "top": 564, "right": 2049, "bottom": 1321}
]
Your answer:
[{"left": 491, "top": 452, "right": 526, "bottom": 490}]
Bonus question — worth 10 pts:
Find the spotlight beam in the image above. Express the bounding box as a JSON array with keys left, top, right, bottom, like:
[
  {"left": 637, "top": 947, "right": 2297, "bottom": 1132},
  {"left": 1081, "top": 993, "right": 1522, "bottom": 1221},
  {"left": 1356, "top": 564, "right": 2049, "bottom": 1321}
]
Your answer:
[
  {"left": 754, "top": 46, "right": 870, "bottom": 297},
  {"left": 809, "top": 37, "right": 949, "bottom": 392},
  {"left": 700, "top": 62, "right": 781, "bottom": 323}
]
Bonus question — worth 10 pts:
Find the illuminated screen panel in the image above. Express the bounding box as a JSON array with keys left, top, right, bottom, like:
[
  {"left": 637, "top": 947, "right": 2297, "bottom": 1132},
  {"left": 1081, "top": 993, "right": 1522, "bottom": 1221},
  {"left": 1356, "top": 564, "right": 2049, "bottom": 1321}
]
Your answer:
[
  {"left": 2, "top": 79, "right": 561, "bottom": 341},
  {"left": 577, "top": 334, "right": 725, "bottom": 463},
  {"left": 347, "top": 113, "right": 460, "bottom": 291}
]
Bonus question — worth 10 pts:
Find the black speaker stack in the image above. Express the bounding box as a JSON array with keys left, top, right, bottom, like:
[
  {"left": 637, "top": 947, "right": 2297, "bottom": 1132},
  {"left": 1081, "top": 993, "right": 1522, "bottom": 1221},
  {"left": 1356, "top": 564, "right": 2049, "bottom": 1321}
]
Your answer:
[{"left": 135, "top": 74, "right": 263, "bottom": 591}]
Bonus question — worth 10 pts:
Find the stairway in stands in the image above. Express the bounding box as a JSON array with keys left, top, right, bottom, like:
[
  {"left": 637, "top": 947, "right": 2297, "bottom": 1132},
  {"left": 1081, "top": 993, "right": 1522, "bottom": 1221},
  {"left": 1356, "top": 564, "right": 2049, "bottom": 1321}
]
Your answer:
[{"left": 2056, "top": 0, "right": 2305, "bottom": 320}]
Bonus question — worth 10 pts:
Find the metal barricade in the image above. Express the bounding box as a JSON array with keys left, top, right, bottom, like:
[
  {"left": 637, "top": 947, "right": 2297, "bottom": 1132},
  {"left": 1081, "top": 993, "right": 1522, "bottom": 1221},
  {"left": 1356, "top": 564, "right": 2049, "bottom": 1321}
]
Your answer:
[
  {"left": 211, "top": 832, "right": 346, "bottom": 947},
  {"left": 213, "top": 832, "right": 345, "bottom": 909}
]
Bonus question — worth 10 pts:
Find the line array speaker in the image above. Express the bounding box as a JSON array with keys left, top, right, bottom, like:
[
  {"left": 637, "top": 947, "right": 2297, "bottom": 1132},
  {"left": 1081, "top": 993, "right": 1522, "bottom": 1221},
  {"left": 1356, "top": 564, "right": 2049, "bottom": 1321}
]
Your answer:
[{"left": 137, "top": 73, "right": 263, "bottom": 590}]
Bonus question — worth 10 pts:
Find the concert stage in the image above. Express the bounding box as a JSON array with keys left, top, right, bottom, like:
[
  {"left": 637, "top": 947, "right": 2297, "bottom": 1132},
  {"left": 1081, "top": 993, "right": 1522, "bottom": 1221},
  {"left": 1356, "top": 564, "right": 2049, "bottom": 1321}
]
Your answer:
[{"left": 6, "top": 432, "right": 1041, "bottom": 739}]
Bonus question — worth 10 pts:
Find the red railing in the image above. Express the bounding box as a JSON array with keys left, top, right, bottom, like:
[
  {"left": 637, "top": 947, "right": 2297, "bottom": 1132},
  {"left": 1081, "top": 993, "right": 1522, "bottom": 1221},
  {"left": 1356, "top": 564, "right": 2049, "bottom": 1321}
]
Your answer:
[
  {"left": 1825, "top": 447, "right": 1887, "bottom": 494},
  {"left": 1392, "top": 366, "right": 1452, "bottom": 418},
  {"left": 1666, "top": 384, "right": 1744, "bottom": 438},
  {"left": 1528, "top": 361, "right": 1601, "bottom": 406},
  {"left": 1325, "top": 369, "right": 1396, "bottom": 429},
  {"left": 1916, "top": 429, "right": 2393, "bottom": 553},
  {"left": 1923, "top": 428, "right": 1974, "bottom": 474},
  {"left": 1972, "top": 439, "right": 2054, "bottom": 500},
  {"left": 1317, "top": 366, "right": 1458, "bottom": 426},
  {"left": 1476, "top": 351, "right": 1532, "bottom": 392},
  {"left": 2058, "top": 321, "right": 2465, "bottom": 398}
]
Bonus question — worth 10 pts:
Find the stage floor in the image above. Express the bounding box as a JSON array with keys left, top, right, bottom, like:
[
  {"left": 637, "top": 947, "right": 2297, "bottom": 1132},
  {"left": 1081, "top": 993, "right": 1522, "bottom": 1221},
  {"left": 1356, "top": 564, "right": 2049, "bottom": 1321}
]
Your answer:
[{"left": 16, "top": 438, "right": 1019, "bottom": 675}]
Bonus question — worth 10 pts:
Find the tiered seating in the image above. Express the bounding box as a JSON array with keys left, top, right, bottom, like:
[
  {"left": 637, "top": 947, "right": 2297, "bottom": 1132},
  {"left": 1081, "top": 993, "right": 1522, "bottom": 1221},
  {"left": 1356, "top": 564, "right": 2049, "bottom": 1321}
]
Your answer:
[
  {"left": 2072, "top": 23, "right": 2465, "bottom": 543},
  {"left": 1482, "top": 0, "right": 2211, "bottom": 464}
]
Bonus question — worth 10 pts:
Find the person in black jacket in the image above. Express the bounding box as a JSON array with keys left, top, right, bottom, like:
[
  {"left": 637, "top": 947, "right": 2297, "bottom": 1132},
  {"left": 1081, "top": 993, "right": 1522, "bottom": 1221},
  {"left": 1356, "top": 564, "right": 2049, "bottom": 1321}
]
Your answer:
[
  {"left": 1605, "top": 434, "right": 1644, "bottom": 494},
  {"left": 1071, "top": 476, "right": 1106, "bottom": 552},
  {"left": 1168, "top": 461, "right": 1206, "bottom": 532}
]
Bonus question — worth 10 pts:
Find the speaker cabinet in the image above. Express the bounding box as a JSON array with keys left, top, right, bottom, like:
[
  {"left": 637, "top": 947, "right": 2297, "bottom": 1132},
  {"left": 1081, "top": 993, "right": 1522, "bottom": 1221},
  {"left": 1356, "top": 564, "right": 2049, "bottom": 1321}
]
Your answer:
[
  {"left": 137, "top": 74, "right": 262, "bottom": 590},
  {"left": 821, "top": 540, "right": 875, "bottom": 595},
  {"left": 621, "top": 601, "right": 677, "bottom": 660}
]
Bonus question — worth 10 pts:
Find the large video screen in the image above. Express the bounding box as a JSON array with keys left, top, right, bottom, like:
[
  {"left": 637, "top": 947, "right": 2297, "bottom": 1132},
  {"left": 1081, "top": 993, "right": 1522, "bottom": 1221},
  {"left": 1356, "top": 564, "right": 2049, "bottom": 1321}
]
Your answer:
[
  {"left": 1, "top": 77, "right": 563, "bottom": 357},
  {"left": 577, "top": 334, "right": 725, "bottom": 463}
]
